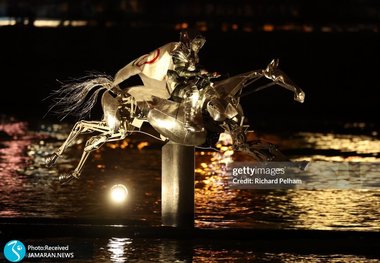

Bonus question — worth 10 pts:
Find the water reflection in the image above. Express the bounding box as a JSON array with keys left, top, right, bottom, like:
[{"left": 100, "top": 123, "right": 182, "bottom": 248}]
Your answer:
[
  {"left": 0, "top": 121, "right": 30, "bottom": 217},
  {"left": 290, "top": 190, "right": 380, "bottom": 230},
  {"left": 107, "top": 238, "right": 132, "bottom": 263},
  {"left": 300, "top": 132, "right": 379, "bottom": 155},
  {"left": 0, "top": 118, "right": 379, "bottom": 232},
  {"left": 95, "top": 238, "right": 192, "bottom": 262},
  {"left": 95, "top": 238, "right": 380, "bottom": 263},
  {"left": 283, "top": 132, "right": 379, "bottom": 162},
  {"left": 195, "top": 131, "right": 380, "bottom": 230}
]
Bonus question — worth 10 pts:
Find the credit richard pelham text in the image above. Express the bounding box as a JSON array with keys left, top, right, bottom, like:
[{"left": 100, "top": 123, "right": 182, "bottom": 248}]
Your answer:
[
  {"left": 231, "top": 166, "right": 302, "bottom": 185},
  {"left": 27, "top": 245, "right": 74, "bottom": 259}
]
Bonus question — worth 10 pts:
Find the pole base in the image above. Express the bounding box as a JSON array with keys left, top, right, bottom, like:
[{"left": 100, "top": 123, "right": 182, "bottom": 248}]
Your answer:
[{"left": 161, "top": 142, "right": 195, "bottom": 228}]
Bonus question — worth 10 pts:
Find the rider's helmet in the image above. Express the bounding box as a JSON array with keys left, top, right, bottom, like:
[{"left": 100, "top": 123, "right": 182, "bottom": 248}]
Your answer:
[
  {"left": 180, "top": 30, "right": 206, "bottom": 50},
  {"left": 176, "top": 30, "right": 206, "bottom": 71}
]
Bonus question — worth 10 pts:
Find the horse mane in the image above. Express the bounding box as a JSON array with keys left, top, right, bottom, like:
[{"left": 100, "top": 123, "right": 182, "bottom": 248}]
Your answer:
[{"left": 46, "top": 72, "right": 114, "bottom": 121}]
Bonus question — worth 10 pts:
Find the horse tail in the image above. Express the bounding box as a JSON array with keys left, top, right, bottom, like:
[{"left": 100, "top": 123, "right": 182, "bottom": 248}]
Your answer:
[{"left": 46, "top": 73, "right": 114, "bottom": 120}]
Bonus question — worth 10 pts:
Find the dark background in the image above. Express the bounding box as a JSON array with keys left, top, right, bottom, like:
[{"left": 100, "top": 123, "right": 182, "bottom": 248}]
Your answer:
[{"left": 0, "top": 0, "right": 379, "bottom": 130}]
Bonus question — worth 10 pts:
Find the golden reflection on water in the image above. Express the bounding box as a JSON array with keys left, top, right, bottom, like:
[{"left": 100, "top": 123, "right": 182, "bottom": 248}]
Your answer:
[
  {"left": 289, "top": 190, "right": 380, "bottom": 231},
  {"left": 296, "top": 155, "right": 380, "bottom": 163},
  {"left": 194, "top": 132, "right": 380, "bottom": 230},
  {"left": 285, "top": 132, "right": 380, "bottom": 163},
  {"left": 300, "top": 132, "right": 380, "bottom": 154},
  {"left": 195, "top": 135, "right": 242, "bottom": 227}
]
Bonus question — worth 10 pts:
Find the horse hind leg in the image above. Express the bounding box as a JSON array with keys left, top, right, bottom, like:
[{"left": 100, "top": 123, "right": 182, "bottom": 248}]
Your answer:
[
  {"left": 45, "top": 120, "right": 108, "bottom": 167},
  {"left": 59, "top": 133, "right": 110, "bottom": 183},
  {"left": 59, "top": 127, "right": 134, "bottom": 184}
]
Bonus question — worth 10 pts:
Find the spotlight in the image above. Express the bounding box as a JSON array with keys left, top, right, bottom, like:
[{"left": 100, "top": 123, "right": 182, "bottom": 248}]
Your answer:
[{"left": 110, "top": 184, "right": 128, "bottom": 204}]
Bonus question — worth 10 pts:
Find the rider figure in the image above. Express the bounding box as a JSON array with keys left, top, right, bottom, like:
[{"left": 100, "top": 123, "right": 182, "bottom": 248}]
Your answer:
[
  {"left": 167, "top": 31, "right": 206, "bottom": 98},
  {"left": 167, "top": 31, "right": 212, "bottom": 132},
  {"left": 112, "top": 30, "right": 218, "bottom": 132}
]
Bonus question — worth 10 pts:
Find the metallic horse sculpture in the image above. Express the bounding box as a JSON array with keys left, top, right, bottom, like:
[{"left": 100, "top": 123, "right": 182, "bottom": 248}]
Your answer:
[{"left": 45, "top": 58, "right": 305, "bottom": 183}]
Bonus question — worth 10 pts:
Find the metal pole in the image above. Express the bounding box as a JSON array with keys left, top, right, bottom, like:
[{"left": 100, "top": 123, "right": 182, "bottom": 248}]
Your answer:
[{"left": 161, "top": 142, "right": 194, "bottom": 228}]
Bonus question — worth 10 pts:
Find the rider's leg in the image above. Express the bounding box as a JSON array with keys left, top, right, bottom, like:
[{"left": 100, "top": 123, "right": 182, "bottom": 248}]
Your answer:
[{"left": 183, "top": 85, "right": 202, "bottom": 132}]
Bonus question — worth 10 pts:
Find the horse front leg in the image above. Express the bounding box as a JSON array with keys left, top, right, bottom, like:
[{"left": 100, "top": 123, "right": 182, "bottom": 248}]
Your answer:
[
  {"left": 45, "top": 120, "right": 109, "bottom": 167},
  {"left": 229, "top": 125, "right": 276, "bottom": 161},
  {"left": 228, "top": 122, "right": 308, "bottom": 169},
  {"left": 237, "top": 137, "right": 309, "bottom": 170},
  {"left": 240, "top": 139, "right": 289, "bottom": 162}
]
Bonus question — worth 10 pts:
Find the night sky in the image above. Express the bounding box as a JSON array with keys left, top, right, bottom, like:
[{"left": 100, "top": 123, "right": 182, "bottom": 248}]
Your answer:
[{"left": 0, "top": 0, "right": 379, "bottom": 126}]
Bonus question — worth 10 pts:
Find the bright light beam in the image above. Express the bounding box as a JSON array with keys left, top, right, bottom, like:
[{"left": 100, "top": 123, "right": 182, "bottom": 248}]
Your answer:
[{"left": 110, "top": 184, "right": 128, "bottom": 204}]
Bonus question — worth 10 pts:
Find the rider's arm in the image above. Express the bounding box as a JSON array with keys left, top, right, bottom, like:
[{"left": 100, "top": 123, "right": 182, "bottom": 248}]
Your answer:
[{"left": 176, "top": 67, "right": 201, "bottom": 78}]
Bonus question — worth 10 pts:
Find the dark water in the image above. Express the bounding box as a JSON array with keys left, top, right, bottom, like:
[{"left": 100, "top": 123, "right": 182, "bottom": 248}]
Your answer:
[{"left": 0, "top": 117, "right": 379, "bottom": 262}]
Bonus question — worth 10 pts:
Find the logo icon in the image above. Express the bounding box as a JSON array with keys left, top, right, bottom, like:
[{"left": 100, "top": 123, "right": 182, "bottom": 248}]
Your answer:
[{"left": 4, "top": 240, "right": 26, "bottom": 262}]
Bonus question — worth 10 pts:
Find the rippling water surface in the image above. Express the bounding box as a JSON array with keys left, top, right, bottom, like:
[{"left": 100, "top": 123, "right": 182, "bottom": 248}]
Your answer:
[{"left": 1, "top": 117, "right": 379, "bottom": 262}]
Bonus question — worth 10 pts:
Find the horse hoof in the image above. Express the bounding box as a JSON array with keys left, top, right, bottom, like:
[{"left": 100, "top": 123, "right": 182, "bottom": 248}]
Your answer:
[
  {"left": 45, "top": 153, "right": 59, "bottom": 167},
  {"left": 59, "top": 173, "right": 76, "bottom": 184},
  {"left": 297, "top": 161, "right": 309, "bottom": 171}
]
